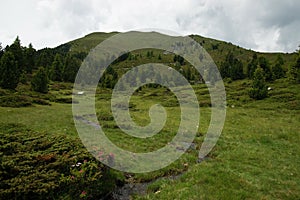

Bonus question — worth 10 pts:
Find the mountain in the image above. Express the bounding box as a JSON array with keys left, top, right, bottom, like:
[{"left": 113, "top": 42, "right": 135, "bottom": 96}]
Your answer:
[{"left": 54, "top": 31, "right": 298, "bottom": 71}]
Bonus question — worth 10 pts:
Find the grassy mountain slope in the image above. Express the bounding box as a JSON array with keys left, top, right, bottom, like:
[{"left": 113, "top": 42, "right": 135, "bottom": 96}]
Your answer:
[
  {"left": 62, "top": 31, "right": 298, "bottom": 71},
  {"left": 1, "top": 31, "right": 299, "bottom": 199}
]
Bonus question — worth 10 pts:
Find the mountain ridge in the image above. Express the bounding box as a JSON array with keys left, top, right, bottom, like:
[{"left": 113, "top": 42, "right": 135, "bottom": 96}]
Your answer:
[{"left": 53, "top": 31, "right": 297, "bottom": 70}]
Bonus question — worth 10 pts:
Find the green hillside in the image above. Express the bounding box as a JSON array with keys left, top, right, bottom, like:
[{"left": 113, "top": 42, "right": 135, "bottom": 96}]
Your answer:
[
  {"left": 0, "top": 32, "right": 299, "bottom": 199},
  {"left": 62, "top": 31, "right": 298, "bottom": 71}
]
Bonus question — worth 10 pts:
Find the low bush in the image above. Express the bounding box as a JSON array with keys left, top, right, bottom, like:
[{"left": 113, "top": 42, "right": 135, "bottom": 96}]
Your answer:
[
  {"left": 0, "top": 95, "right": 32, "bottom": 107},
  {"left": 0, "top": 123, "right": 124, "bottom": 199},
  {"left": 50, "top": 83, "right": 73, "bottom": 91},
  {"left": 32, "top": 98, "right": 51, "bottom": 106},
  {"left": 199, "top": 100, "right": 212, "bottom": 107},
  {"left": 55, "top": 97, "right": 73, "bottom": 104},
  {"left": 0, "top": 88, "right": 9, "bottom": 96}
]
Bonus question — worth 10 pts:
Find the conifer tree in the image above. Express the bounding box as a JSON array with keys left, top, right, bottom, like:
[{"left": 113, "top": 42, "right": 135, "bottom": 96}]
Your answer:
[
  {"left": 220, "top": 52, "right": 244, "bottom": 80},
  {"left": 272, "top": 55, "right": 285, "bottom": 79},
  {"left": 63, "top": 54, "right": 80, "bottom": 82},
  {"left": 287, "top": 54, "right": 300, "bottom": 83},
  {"left": 247, "top": 54, "right": 258, "bottom": 79},
  {"left": 0, "top": 42, "right": 3, "bottom": 59},
  {"left": 31, "top": 67, "right": 49, "bottom": 93},
  {"left": 258, "top": 56, "right": 272, "bottom": 81},
  {"left": 0, "top": 51, "right": 20, "bottom": 89},
  {"left": 6, "top": 37, "right": 24, "bottom": 73},
  {"left": 24, "top": 43, "right": 36, "bottom": 73},
  {"left": 50, "top": 54, "right": 64, "bottom": 81},
  {"left": 249, "top": 67, "right": 268, "bottom": 100}
]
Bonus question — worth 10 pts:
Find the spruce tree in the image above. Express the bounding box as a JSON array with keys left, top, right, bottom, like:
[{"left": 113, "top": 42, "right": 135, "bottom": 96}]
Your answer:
[
  {"left": 247, "top": 54, "right": 258, "bottom": 79},
  {"left": 0, "top": 51, "right": 20, "bottom": 89},
  {"left": 50, "top": 54, "right": 64, "bottom": 81},
  {"left": 220, "top": 52, "right": 244, "bottom": 80},
  {"left": 6, "top": 37, "right": 24, "bottom": 73},
  {"left": 0, "top": 42, "right": 3, "bottom": 59},
  {"left": 31, "top": 67, "right": 49, "bottom": 93},
  {"left": 63, "top": 54, "right": 80, "bottom": 82},
  {"left": 24, "top": 43, "right": 36, "bottom": 73},
  {"left": 287, "top": 55, "right": 300, "bottom": 83},
  {"left": 249, "top": 67, "right": 268, "bottom": 100},
  {"left": 272, "top": 55, "right": 285, "bottom": 79},
  {"left": 258, "top": 56, "right": 272, "bottom": 81}
]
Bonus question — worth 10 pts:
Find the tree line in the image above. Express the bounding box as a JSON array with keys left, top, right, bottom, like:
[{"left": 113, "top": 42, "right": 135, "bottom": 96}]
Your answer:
[
  {"left": 0, "top": 37, "right": 299, "bottom": 99},
  {"left": 0, "top": 37, "right": 82, "bottom": 93},
  {"left": 220, "top": 51, "right": 300, "bottom": 99}
]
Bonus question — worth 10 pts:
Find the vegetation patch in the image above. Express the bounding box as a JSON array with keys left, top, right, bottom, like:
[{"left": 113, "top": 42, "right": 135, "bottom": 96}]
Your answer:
[
  {"left": 0, "top": 95, "right": 32, "bottom": 107},
  {"left": 0, "top": 123, "right": 124, "bottom": 199}
]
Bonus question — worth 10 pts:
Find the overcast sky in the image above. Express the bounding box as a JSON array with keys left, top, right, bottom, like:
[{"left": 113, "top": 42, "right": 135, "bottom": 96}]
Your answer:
[{"left": 1, "top": 0, "right": 299, "bottom": 52}]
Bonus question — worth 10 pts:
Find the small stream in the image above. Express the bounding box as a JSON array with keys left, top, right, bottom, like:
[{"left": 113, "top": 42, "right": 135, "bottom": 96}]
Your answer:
[
  {"left": 75, "top": 115, "right": 204, "bottom": 200},
  {"left": 105, "top": 173, "right": 184, "bottom": 200}
]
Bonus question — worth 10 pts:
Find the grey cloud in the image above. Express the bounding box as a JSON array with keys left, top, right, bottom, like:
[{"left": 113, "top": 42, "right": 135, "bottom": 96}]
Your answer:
[
  {"left": 173, "top": 0, "right": 300, "bottom": 52},
  {"left": 0, "top": 0, "right": 299, "bottom": 52}
]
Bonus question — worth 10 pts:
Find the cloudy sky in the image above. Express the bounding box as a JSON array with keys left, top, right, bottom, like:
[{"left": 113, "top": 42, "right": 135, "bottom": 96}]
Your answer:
[{"left": 1, "top": 0, "right": 299, "bottom": 52}]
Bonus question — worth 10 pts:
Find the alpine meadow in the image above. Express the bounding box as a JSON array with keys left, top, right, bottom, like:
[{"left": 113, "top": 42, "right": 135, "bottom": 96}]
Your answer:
[{"left": 0, "top": 31, "right": 299, "bottom": 200}]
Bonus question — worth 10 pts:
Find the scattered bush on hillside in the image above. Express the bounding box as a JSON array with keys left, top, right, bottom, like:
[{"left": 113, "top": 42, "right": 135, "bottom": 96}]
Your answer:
[
  {"left": 249, "top": 67, "right": 268, "bottom": 100},
  {"left": 0, "top": 123, "right": 123, "bottom": 199},
  {"left": 0, "top": 95, "right": 32, "bottom": 107},
  {"left": 31, "top": 67, "right": 49, "bottom": 93},
  {"left": 288, "top": 55, "right": 300, "bottom": 83}
]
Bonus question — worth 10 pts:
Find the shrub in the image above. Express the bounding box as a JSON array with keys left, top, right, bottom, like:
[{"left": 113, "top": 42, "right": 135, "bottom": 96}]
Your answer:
[
  {"left": 31, "top": 67, "right": 49, "bottom": 93},
  {"left": 0, "top": 88, "right": 9, "bottom": 96},
  {"left": 287, "top": 56, "right": 300, "bottom": 83},
  {"left": 32, "top": 98, "right": 51, "bottom": 106},
  {"left": 0, "top": 123, "right": 124, "bottom": 199},
  {"left": 249, "top": 67, "right": 268, "bottom": 100},
  {"left": 55, "top": 97, "right": 73, "bottom": 104},
  {"left": 0, "top": 95, "right": 32, "bottom": 107}
]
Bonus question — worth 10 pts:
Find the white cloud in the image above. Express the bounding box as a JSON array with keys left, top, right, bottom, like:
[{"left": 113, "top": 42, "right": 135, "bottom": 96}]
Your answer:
[{"left": 0, "top": 0, "right": 299, "bottom": 52}]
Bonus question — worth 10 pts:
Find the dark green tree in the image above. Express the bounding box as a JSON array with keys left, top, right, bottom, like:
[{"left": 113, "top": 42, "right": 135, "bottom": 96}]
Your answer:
[
  {"left": 24, "top": 43, "right": 36, "bottom": 73},
  {"left": 158, "top": 54, "right": 162, "bottom": 60},
  {"left": 249, "top": 67, "right": 268, "bottom": 100},
  {"left": 272, "top": 55, "right": 285, "bottom": 79},
  {"left": 63, "top": 54, "right": 81, "bottom": 82},
  {"left": 19, "top": 72, "right": 28, "bottom": 84},
  {"left": 31, "top": 67, "right": 49, "bottom": 93},
  {"left": 220, "top": 61, "right": 230, "bottom": 78},
  {"left": 247, "top": 53, "right": 258, "bottom": 79},
  {"left": 173, "top": 55, "right": 184, "bottom": 65},
  {"left": 0, "top": 51, "right": 20, "bottom": 89},
  {"left": 207, "top": 64, "right": 220, "bottom": 86},
  {"left": 100, "top": 66, "right": 118, "bottom": 88},
  {"left": 230, "top": 59, "right": 244, "bottom": 80},
  {"left": 287, "top": 54, "right": 300, "bottom": 83},
  {"left": 35, "top": 49, "right": 54, "bottom": 69},
  {"left": 139, "top": 69, "right": 147, "bottom": 83},
  {"left": 117, "top": 79, "right": 126, "bottom": 91},
  {"left": 258, "top": 56, "right": 272, "bottom": 81},
  {"left": 182, "top": 66, "right": 195, "bottom": 81},
  {"left": 6, "top": 37, "right": 24, "bottom": 73},
  {"left": 50, "top": 54, "right": 64, "bottom": 81},
  {"left": 220, "top": 52, "right": 244, "bottom": 80},
  {"left": 0, "top": 42, "right": 3, "bottom": 59}
]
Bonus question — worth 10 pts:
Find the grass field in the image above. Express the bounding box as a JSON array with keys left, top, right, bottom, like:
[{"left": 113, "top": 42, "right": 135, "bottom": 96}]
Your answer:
[{"left": 0, "top": 77, "right": 299, "bottom": 199}]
